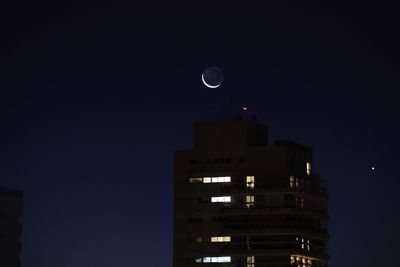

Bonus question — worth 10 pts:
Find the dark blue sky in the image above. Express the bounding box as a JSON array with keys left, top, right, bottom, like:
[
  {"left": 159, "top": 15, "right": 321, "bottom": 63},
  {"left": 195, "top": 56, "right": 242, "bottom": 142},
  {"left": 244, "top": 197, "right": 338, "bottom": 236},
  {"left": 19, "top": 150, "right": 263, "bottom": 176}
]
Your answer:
[{"left": 1, "top": 1, "right": 400, "bottom": 266}]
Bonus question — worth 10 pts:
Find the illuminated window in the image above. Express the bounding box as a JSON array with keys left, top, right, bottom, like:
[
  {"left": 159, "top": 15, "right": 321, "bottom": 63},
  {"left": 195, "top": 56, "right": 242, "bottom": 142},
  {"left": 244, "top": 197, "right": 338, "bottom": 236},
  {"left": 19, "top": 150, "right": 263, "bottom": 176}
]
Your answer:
[
  {"left": 189, "top": 176, "right": 231, "bottom": 183},
  {"left": 212, "top": 256, "right": 230, "bottom": 263},
  {"left": 211, "top": 176, "right": 231, "bottom": 183},
  {"left": 247, "top": 256, "right": 255, "bottom": 267},
  {"left": 211, "top": 196, "right": 231, "bottom": 203},
  {"left": 211, "top": 236, "right": 231, "bottom": 242},
  {"left": 195, "top": 258, "right": 202, "bottom": 263},
  {"left": 201, "top": 256, "right": 231, "bottom": 263},
  {"left": 246, "top": 176, "right": 255, "bottom": 189},
  {"left": 307, "top": 240, "right": 310, "bottom": 251},
  {"left": 290, "top": 176, "right": 295, "bottom": 189},
  {"left": 290, "top": 255, "right": 313, "bottom": 267},
  {"left": 245, "top": 195, "right": 255, "bottom": 208},
  {"left": 189, "top": 177, "right": 203, "bottom": 183},
  {"left": 306, "top": 162, "right": 311, "bottom": 175},
  {"left": 195, "top": 237, "right": 202, "bottom": 243},
  {"left": 296, "top": 177, "right": 300, "bottom": 188}
]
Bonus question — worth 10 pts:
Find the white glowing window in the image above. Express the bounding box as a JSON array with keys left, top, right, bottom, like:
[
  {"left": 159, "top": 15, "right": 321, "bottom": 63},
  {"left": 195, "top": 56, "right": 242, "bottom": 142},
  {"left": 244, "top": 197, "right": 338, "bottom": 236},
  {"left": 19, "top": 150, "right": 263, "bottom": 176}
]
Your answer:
[
  {"left": 211, "top": 176, "right": 231, "bottom": 183},
  {"left": 202, "top": 256, "right": 231, "bottom": 263},
  {"left": 201, "top": 176, "right": 231, "bottom": 183},
  {"left": 211, "top": 196, "right": 231, "bottom": 203},
  {"left": 211, "top": 236, "right": 231, "bottom": 242},
  {"left": 195, "top": 258, "right": 202, "bottom": 263},
  {"left": 189, "top": 177, "right": 203, "bottom": 183},
  {"left": 203, "top": 257, "right": 211, "bottom": 263},
  {"left": 246, "top": 176, "right": 255, "bottom": 189},
  {"left": 306, "top": 162, "right": 311, "bottom": 175},
  {"left": 213, "top": 256, "right": 230, "bottom": 263}
]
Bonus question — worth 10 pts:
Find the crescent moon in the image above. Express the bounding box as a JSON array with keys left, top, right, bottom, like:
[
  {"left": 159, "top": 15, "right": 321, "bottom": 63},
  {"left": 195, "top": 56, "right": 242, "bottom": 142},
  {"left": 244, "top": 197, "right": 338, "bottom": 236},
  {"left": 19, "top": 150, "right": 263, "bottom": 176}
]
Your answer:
[{"left": 202, "top": 73, "right": 221, "bottom": 88}]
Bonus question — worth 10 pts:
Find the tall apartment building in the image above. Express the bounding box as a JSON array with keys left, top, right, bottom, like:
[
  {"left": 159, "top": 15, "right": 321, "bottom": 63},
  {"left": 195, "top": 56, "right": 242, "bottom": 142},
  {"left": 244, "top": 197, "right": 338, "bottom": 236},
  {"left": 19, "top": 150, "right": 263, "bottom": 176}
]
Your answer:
[
  {"left": 173, "top": 118, "right": 329, "bottom": 267},
  {"left": 0, "top": 187, "right": 23, "bottom": 267}
]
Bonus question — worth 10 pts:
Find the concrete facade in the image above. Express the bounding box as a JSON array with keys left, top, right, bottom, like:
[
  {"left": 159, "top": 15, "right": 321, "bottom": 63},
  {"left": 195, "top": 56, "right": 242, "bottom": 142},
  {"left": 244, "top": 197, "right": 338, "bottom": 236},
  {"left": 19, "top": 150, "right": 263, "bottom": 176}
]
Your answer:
[{"left": 174, "top": 118, "right": 329, "bottom": 267}]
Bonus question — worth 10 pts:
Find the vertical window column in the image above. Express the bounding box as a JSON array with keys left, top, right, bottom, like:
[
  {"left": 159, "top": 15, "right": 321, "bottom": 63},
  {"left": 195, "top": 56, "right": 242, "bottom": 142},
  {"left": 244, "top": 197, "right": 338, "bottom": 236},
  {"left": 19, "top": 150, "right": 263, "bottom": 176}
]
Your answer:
[{"left": 306, "top": 162, "right": 312, "bottom": 175}]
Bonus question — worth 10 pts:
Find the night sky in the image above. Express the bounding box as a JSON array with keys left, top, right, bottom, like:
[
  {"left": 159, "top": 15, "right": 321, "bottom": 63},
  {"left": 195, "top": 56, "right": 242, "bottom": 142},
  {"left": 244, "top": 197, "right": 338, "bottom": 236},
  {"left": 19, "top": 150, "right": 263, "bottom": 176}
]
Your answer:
[{"left": 2, "top": 1, "right": 400, "bottom": 266}]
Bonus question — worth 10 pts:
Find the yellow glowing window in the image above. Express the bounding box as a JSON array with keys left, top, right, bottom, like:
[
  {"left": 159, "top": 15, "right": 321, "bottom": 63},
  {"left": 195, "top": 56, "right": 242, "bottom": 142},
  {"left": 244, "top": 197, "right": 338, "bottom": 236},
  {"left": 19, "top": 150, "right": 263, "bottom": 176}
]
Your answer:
[
  {"left": 189, "top": 177, "right": 203, "bottom": 183},
  {"left": 246, "top": 176, "right": 255, "bottom": 189},
  {"left": 211, "top": 196, "right": 231, "bottom": 203},
  {"left": 203, "top": 177, "right": 211, "bottom": 183},
  {"left": 211, "top": 236, "right": 231, "bottom": 242},
  {"left": 306, "top": 162, "right": 311, "bottom": 175},
  {"left": 290, "top": 255, "right": 313, "bottom": 267},
  {"left": 247, "top": 256, "right": 255, "bottom": 267},
  {"left": 245, "top": 195, "right": 255, "bottom": 208}
]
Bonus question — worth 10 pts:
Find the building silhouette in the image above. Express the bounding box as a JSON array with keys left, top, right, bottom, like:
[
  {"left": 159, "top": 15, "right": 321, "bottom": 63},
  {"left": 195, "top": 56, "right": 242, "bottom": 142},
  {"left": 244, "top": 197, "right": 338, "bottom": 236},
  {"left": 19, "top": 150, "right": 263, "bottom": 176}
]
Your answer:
[
  {"left": 173, "top": 118, "right": 329, "bottom": 267},
  {"left": 0, "top": 187, "right": 23, "bottom": 267}
]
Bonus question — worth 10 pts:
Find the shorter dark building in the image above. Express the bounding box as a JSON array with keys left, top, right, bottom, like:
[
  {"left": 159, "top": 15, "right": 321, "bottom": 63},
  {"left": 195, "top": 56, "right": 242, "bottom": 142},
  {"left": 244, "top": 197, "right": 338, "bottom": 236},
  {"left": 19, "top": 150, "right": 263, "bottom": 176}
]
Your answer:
[{"left": 0, "top": 187, "right": 23, "bottom": 267}]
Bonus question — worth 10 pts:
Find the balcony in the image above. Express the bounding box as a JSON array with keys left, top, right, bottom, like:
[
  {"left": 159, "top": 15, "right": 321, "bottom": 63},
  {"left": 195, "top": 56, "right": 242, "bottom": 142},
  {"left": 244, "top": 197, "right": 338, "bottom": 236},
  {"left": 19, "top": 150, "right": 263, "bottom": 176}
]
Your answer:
[
  {"left": 222, "top": 222, "right": 328, "bottom": 239},
  {"left": 220, "top": 206, "right": 328, "bottom": 220}
]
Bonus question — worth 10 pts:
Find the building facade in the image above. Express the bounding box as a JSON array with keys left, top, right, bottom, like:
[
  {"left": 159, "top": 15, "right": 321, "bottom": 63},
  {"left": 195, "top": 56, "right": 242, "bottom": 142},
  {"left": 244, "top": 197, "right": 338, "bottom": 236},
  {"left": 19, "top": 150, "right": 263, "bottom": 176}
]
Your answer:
[
  {"left": 0, "top": 187, "right": 23, "bottom": 267},
  {"left": 173, "top": 118, "right": 329, "bottom": 267}
]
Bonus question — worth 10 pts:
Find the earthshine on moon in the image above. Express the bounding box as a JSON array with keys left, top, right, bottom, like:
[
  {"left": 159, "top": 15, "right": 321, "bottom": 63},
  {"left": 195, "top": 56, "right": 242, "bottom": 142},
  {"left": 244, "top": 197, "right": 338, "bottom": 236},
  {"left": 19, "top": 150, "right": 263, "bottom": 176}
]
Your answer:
[{"left": 202, "top": 66, "right": 224, "bottom": 88}]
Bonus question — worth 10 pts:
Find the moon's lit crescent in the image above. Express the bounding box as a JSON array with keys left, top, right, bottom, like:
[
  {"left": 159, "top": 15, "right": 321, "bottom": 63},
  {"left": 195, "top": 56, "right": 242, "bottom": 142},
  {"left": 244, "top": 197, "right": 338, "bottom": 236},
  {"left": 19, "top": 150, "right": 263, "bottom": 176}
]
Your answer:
[{"left": 202, "top": 73, "right": 221, "bottom": 88}]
